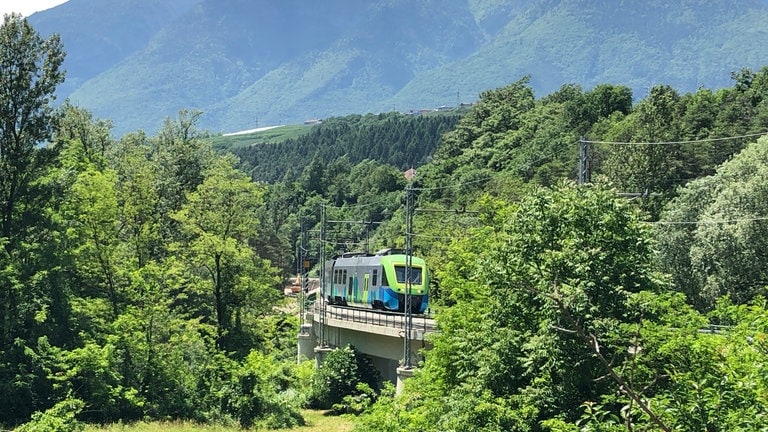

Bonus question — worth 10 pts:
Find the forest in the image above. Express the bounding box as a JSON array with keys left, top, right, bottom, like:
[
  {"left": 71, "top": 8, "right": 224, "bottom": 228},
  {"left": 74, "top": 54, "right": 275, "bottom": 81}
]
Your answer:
[
  {"left": 230, "top": 112, "right": 462, "bottom": 183},
  {"left": 4, "top": 12, "right": 768, "bottom": 431}
]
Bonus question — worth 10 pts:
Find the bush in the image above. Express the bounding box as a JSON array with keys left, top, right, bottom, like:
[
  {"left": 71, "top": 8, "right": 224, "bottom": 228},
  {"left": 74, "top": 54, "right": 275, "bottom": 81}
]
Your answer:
[
  {"left": 15, "top": 398, "right": 85, "bottom": 432},
  {"left": 225, "top": 351, "right": 305, "bottom": 429},
  {"left": 307, "top": 344, "right": 381, "bottom": 410}
]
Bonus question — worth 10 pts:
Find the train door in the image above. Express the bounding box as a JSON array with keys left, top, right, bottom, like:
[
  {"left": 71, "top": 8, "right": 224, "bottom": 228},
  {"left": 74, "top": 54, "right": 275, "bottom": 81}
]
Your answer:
[
  {"left": 371, "top": 267, "right": 381, "bottom": 307},
  {"left": 340, "top": 269, "right": 347, "bottom": 303}
]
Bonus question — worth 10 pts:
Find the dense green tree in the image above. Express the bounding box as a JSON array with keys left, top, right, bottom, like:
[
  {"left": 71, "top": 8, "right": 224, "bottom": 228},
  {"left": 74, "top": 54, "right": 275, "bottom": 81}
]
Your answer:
[
  {"left": 601, "top": 85, "right": 683, "bottom": 211},
  {"left": 254, "top": 180, "right": 301, "bottom": 280},
  {"left": 173, "top": 156, "right": 280, "bottom": 352},
  {"left": 346, "top": 160, "right": 406, "bottom": 222},
  {"left": 0, "top": 13, "right": 65, "bottom": 244},
  {"left": 430, "top": 77, "right": 535, "bottom": 174},
  {"left": 562, "top": 83, "right": 633, "bottom": 137},
  {"left": 419, "top": 77, "right": 599, "bottom": 209},
  {"left": 656, "top": 136, "right": 768, "bottom": 310},
  {"left": 151, "top": 110, "right": 215, "bottom": 251},
  {"left": 323, "top": 155, "right": 353, "bottom": 206},
  {"left": 299, "top": 154, "right": 326, "bottom": 196},
  {"left": 62, "top": 165, "right": 123, "bottom": 318},
  {"left": 225, "top": 351, "right": 304, "bottom": 428},
  {"left": 358, "top": 182, "right": 670, "bottom": 431},
  {"left": 0, "top": 14, "right": 66, "bottom": 425},
  {"left": 55, "top": 102, "right": 113, "bottom": 168},
  {"left": 110, "top": 133, "right": 162, "bottom": 268}
]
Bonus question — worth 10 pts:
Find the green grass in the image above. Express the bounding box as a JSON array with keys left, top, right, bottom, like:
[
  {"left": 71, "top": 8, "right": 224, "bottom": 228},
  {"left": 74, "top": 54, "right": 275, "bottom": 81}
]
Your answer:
[
  {"left": 210, "top": 124, "right": 314, "bottom": 151},
  {"left": 84, "top": 421, "right": 236, "bottom": 432},
  {"left": 291, "top": 411, "right": 355, "bottom": 432},
  {"left": 83, "top": 410, "right": 355, "bottom": 432}
]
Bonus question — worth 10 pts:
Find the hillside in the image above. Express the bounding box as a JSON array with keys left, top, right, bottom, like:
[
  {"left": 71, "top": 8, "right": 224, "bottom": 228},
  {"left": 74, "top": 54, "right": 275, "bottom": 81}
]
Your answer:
[
  {"left": 27, "top": 0, "right": 768, "bottom": 136},
  {"left": 28, "top": 0, "right": 198, "bottom": 96},
  {"left": 229, "top": 112, "right": 462, "bottom": 183}
]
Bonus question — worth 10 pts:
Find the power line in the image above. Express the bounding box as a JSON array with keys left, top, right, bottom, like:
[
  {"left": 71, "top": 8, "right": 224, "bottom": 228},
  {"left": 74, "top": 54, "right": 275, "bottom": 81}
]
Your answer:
[
  {"left": 413, "top": 174, "right": 492, "bottom": 192},
  {"left": 582, "top": 131, "right": 768, "bottom": 146},
  {"left": 317, "top": 238, "right": 369, "bottom": 246},
  {"left": 320, "top": 193, "right": 401, "bottom": 210},
  {"left": 411, "top": 233, "right": 470, "bottom": 240},
  {"left": 652, "top": 216, "right": 768, "bottom": 225}
]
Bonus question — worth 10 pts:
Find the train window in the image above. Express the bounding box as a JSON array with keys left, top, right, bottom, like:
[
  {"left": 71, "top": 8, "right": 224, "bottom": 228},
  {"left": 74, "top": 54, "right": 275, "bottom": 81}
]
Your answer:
[
  {"left": 348, "top": 274, "right": 353, "bottom": 295},
  {"left": 372, "top": 269, "right": 378, "bottom": 286},
  {"left": 394, "top": 266, "right": 422, "bottom": 284}
]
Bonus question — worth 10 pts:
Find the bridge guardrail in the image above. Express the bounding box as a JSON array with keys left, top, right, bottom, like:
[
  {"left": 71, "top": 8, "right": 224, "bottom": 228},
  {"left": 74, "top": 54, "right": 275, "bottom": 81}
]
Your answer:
[{"left": 307, "top": 302, "right": 436, "bottom": 334}]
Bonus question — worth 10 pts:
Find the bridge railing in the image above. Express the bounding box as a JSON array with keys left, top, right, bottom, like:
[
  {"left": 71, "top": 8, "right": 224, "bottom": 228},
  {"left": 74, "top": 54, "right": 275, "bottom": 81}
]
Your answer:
[{"left": 307, "top": 302, "right": 436, "bottom": 334}]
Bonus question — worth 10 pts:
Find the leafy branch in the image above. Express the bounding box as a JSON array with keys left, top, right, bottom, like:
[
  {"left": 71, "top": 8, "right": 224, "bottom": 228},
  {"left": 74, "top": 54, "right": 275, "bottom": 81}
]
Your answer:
[{"left": 543, "top": 279, "right": 672, "bottom": 432}]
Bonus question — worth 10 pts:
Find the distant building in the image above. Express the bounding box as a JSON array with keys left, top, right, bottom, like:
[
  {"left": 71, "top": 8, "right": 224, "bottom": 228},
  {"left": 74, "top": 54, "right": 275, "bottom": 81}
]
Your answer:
[
  {"left": 404, "top": 167, "right": 416, "bottom": 181},
  {"left": 304, "top": 119, "right": 323, "bottom": 125}
]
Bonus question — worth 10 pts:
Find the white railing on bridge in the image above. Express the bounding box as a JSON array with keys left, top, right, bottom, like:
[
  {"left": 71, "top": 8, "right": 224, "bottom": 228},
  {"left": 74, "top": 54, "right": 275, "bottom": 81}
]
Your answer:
[{"left": 307, "top": 303, "right": 437, "bottom": 334}]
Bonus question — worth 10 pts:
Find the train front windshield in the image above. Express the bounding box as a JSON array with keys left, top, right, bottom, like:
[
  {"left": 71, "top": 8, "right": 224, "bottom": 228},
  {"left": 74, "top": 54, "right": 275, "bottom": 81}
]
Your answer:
[{"left": 394, "top": 266, "right": 422, "bottom": 284}]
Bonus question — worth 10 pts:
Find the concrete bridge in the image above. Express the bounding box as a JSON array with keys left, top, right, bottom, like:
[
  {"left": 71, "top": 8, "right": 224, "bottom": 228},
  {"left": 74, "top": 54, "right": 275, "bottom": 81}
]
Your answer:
[{"left": 298, "top": 302, "right": 436, "bottom": 392}]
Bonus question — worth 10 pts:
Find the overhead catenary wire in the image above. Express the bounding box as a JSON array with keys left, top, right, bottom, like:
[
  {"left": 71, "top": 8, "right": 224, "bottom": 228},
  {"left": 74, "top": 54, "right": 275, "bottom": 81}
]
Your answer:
[
  {"left": 651, "top": 216, "right": 768, "bottom": 225},
  {"left": 320, "top": 193, "right": 399, "bottom": 210},
  {"left": 413, "top": 174, "right": 492, "bottom": 192},
  {"left": 581, "top": 131, "right": 768, "bottom": 146},
  {"left": 577, "top": 132, "right": 768, "bottom": 225},
  {"left": 410, "top": 233, "right": 471, "bottom": 240},
  {"left": 314, "top": 133, "right": 768, "bottom": 233},
  {"left": 313, "top": 131, "right": 768, "bottom": 225}
]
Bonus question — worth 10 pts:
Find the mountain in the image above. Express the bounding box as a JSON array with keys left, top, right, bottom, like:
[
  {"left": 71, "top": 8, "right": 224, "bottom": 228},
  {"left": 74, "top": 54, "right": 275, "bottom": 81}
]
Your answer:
[
  {"left": 28, "top": 0, "right": 198, "bottom": 96},
  {"left": 27, "top": 0, "right": 768, "bottom": 136}
]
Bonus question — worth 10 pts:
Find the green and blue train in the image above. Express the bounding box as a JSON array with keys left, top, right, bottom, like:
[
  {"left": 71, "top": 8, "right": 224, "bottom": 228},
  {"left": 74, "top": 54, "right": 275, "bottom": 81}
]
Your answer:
[{"left": 324, "top": 248, "right": 429, "bottom": 313}]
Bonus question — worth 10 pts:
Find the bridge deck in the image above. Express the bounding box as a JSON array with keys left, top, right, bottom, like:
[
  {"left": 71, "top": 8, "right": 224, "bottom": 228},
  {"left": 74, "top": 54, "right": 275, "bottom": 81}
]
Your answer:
[{"left": 309, "top": 303, "right": 436, "bottom": 338}]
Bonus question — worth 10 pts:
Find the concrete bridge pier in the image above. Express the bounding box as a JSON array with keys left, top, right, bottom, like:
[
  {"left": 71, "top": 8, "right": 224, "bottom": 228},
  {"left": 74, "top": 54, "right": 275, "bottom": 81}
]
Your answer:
[
  {"left": 396, "top": 366, "right": 416, "bottom": 394},
  {"left": 313, "top": 345, "right": 333, "bottom": 367},
  {"left": 297, "top": 323, "right": 315, "bottom": 363}
]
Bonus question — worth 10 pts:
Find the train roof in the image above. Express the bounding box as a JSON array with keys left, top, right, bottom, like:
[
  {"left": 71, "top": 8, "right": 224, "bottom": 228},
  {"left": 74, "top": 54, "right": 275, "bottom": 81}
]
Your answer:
[
  {"left": 332, "top": 248, "right": 405, "bottom": 260},
  {"left": 332, "top": 253, "right": 426, "bottom": 267}
]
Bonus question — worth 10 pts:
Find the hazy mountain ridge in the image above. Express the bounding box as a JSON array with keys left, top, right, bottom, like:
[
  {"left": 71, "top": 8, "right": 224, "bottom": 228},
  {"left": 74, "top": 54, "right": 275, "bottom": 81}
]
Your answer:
[
  {"left": 29, "top": 0, "right": 198, "bottom": 96},
  {"left": 27, "top": 0, "right": 768, "bottom": 135}
]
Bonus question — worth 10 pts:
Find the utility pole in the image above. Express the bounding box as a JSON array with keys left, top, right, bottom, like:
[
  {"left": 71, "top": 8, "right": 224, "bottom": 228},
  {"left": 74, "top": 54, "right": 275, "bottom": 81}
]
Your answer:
[
  {"left": 319, "top": 205, "right": 327, "bottom": 347},
  {"left": 298, "top": 216, "right": 306, "bottom": 328},
  {"left": 578, "top": 138, "right": 590, "bottom": 184},
  {"left": 403, "top": 184, "right": 415, "bottom": 368}
]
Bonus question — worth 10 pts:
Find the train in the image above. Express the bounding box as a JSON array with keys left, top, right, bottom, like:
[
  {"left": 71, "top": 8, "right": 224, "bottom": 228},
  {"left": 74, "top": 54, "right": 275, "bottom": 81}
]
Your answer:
[{"left": 324, "top": 248, "right": 429, "bottom": 314}]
